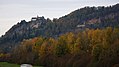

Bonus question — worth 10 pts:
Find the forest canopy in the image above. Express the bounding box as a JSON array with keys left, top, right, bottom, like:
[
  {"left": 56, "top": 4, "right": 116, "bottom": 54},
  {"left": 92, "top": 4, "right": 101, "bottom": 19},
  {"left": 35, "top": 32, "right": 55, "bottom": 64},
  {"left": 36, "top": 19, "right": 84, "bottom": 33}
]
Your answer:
[{"left": 3, "top": 27, "right": 118, "bottom": 67}]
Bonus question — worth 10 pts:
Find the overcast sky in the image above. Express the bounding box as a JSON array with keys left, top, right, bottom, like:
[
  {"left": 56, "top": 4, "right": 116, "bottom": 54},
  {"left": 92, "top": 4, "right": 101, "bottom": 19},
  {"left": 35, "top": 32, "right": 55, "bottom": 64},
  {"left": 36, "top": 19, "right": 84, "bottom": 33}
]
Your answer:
[{"left": 0, "top": 0, "right": 119, "bottom": 36}]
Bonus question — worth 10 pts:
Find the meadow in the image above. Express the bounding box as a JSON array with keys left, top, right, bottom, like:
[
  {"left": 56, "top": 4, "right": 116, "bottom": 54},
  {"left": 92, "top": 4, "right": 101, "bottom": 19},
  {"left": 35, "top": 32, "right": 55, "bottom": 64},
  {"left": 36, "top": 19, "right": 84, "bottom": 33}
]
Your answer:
[{"left": 0, "top": 62, "right": 42, "bottom": 67}]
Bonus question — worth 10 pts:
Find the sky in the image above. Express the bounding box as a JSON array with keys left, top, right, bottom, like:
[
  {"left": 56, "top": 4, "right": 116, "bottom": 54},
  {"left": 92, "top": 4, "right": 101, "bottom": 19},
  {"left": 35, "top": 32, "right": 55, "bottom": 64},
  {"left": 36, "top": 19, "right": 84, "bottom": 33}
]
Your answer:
[{"left": 0, "top": 0, "right": 119, "bottom": 36}]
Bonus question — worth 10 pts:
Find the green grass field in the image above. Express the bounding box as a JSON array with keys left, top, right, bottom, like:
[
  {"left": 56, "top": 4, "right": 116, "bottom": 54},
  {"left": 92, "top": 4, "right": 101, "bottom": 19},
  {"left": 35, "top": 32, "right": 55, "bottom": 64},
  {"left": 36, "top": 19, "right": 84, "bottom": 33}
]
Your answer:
[{"left": 0, "top": 62, "right": 42, "bottom": 67}]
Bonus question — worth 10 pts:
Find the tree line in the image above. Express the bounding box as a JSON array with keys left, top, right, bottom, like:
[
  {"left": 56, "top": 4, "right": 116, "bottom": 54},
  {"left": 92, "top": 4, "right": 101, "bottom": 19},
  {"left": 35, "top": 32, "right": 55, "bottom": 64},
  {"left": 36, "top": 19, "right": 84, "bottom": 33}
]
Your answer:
[{"left": 0, "top": 27, "right": 118, "bottom": 67}]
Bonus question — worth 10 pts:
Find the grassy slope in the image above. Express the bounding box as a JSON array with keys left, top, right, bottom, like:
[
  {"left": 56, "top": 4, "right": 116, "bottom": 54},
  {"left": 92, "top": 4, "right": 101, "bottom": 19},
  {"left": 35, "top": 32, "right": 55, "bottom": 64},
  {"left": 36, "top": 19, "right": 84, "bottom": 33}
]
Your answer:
[{"left": 0, "top": 62, "right": 42, "bottom": 67}]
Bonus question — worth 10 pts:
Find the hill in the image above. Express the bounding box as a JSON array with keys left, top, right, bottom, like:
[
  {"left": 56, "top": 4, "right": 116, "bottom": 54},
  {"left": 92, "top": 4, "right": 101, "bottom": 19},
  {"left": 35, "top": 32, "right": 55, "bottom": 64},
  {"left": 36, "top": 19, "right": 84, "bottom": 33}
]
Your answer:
[{"left": 0, "top": 3, "right": 119, "bottom": 52}]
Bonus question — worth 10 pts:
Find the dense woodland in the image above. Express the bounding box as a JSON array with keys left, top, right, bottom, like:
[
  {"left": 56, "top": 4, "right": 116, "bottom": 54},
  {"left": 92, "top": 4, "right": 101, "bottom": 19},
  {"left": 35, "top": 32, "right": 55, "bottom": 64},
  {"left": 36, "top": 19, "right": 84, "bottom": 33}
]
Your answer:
[{"left": 0, "top": 3, "right": 119, "bottom": 67}]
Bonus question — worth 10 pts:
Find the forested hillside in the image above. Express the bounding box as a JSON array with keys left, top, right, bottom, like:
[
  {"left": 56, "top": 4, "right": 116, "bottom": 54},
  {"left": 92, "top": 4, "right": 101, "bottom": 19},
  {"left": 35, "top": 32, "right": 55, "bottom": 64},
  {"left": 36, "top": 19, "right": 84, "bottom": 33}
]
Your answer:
[
  {"left": 0, "top": 3, "right": 119, "bottom": 67},
  {"left": 0, "top": 4, "right": 119, "bottom": 52}
]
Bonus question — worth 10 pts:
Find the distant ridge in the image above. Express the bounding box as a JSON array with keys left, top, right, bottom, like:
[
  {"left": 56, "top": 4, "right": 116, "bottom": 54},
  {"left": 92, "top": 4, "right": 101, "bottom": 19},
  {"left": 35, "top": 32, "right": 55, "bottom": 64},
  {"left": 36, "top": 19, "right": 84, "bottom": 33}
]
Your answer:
[{"left": 0, "top": 3, "right": 119, "bottom": 52}]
